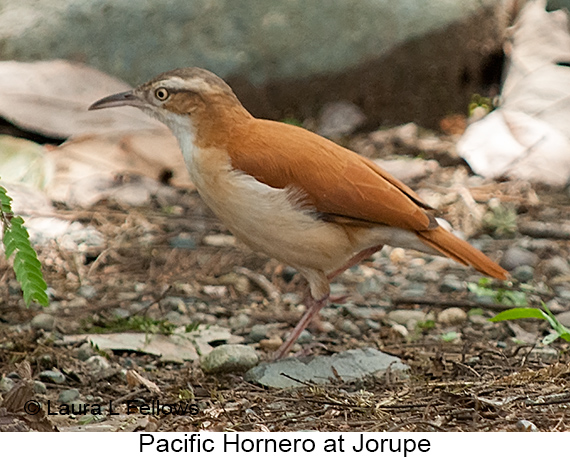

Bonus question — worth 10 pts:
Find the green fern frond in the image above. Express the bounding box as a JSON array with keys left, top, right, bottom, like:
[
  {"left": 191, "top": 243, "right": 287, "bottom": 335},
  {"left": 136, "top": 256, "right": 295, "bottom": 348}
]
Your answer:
[{"left": 0, "top": 182, "right": 49, "bottom": 307}]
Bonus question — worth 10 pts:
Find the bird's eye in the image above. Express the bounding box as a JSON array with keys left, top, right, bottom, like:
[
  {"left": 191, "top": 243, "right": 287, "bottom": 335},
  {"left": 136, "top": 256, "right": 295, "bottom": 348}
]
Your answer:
[{"left": 155, "top": 87, "right": 170, "bottom": 101}]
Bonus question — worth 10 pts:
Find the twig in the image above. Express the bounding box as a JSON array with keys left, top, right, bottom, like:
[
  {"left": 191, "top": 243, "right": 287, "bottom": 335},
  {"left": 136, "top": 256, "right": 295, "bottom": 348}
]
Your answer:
[
  {"left": 391, "top": 296, "right": 515, "bottom": 312},
  {"left": 235, "top": 267, "right": 281, "bottom": 303}
]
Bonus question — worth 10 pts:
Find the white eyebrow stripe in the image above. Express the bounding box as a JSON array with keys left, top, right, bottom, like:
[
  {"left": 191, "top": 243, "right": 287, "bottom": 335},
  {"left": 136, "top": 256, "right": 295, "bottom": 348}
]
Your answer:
[{"left": 163, "top": 76, "right": 214, "bottom": 93}]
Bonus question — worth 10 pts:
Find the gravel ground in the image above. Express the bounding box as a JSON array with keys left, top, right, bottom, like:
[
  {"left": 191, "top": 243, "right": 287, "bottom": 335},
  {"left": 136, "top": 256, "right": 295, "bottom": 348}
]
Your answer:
[{"left": 1, "top": 127, "right": 569, "bottom": 432}]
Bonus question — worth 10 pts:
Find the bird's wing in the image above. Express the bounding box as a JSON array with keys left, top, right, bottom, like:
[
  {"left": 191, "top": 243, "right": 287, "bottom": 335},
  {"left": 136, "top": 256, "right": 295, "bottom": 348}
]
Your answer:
[{"left": 227, "top": 119, "right": 437, "bottom": 231}]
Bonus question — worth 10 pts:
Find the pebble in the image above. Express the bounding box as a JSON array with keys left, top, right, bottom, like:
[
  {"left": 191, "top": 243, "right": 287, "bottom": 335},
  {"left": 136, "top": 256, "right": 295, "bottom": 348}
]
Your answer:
[
  {"left": 164, "top": 311, "right": 191, "bottom": 326},
  {"left": 527, "top": 347, "right": 559, "bottom": 363},
  {"left": 317, "top": 100, "right": 366, "bottom": 138},
  {"left": 555, "top": 310, "right": 570, "bottom": 327},
  {"left": 297, "top": 330, "right": 314, "bottom": 344},
  {"left": 259, "top": 337, "right": 283, "bottom": 351},
  {"left": 468, "top": 314, "right": 489, "bottom": 326},
  {"left": 339, "top": 319, "right": 361, "bottom": 336},
  {"left": 356, "top": 276, "right": 384, "bottom": 295},
  {"left": 439, "top": 275, "right": 465, "bottom": 293},
  {"left": 200, "top": 344, "right": 259, "bottom": 374},
  {"left": 406, "top": 269, "right": 440, "bottom": 282},
  {"left": 399, "top": 283, "right": 427, "bottom": 298},
  {"left": 113, "top": 308, "right": 131, "bottom": 319},
  {"left": 78, "top": 284, "right": 97, "bottom": 299},
  {"left": 33, "top": 381, "right": 47, "bottom": 394},
  {"left": 319, "top": 321, "right": 336, "bottom": 333},
  {"left": 555, "top": 288, "right": 570, "bottom": 301},
  {"left": 30, "top": 313, "right": 55, "bottom": 331},
  {"left": 387, "top": 310, "right": 430, "bottom": 326},
  {"left": 202, "top": 234, "right": 236, "bottom": 247},
  {"left": 342, "top": 304, "right": 385, "bottom": 320},
  {"left": 499, "top": 247, "right": 539, "bottom": 270},
  {"left": 516, "top": 420, "right": 538, "bottom": 432},
  {"left": 161, "top": 296, "right": 186, "bottom": 312},
  {"left": 85, "top": 355, "right": 112, "bottom": 376},
  {"left": 39, "top": 369, "right": 66, "bottom": 384},
  {"left": 169, "top": 233, "right": 197, "bottom": 249},
  {"left": 512, "top": 265, "right": 535, "bottom": 282},
  {"left": 329, "top": 283, "right": 348, "bottom": 296},
  {"left": 75, "top": 343, "right": 95, "bottom": 361},
  {"left": 0, "top": 376, "right": 15, "bottom": 392},
  {"left": 58, "top": 388, "right": 80, "bottom": 403},
  {"left": 249, "top": 324, "right": 271, "bottom": 342},
  {"left": 437, "top": 307, "right": 468, "bottom": 326},
  {"left": 543, "top": 256, "right": 570, "bottom": 278},
  {"left": 229, "top": 313, "right": 252, "bottom": 330},
  {"left": 67, "top": 297, "right": 88, "bottom": 308},
  {"left": 365, "top": 319, "right": 381, "bottom": 330}
]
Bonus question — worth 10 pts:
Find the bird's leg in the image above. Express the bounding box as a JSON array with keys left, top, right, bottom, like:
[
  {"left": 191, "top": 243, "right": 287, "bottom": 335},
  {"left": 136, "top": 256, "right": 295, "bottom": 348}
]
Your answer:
[
  {"left": 327, "top": 244, "right": 384, "bottom": 282},
  {"left": 273, "top": 245, "right": 384, "bottom": 360},
  {"left": 326, "top": 245, "right": 384, "bottom": 303},
  {"left": 273, "top": 293, "right": 329, "bottom": 360}
]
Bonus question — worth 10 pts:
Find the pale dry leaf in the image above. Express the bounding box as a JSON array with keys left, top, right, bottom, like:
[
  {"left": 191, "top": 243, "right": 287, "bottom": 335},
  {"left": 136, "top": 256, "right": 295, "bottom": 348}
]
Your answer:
[
  {"left": 458, "top": 1, "right": 570, "bottom": 187},
  {"left": 0, "top": 60, "right": 162, "bottom": 137}
]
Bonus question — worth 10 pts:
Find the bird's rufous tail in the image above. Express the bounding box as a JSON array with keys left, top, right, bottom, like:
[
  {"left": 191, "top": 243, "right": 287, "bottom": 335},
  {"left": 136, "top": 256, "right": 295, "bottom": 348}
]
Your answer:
[{"left": 416, "top": 226, "right": 508, "bottom": 280}]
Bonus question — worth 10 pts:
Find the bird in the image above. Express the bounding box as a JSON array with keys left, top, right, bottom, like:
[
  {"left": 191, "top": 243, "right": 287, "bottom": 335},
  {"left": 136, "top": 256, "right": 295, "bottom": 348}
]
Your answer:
[{"left": 89, "top": 67, "right": 508, "bottom": 359}]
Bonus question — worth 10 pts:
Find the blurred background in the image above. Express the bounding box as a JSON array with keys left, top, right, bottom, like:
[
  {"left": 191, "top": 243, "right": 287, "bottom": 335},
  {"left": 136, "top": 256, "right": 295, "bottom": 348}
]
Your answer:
[{"left": 0, "top": 0, "right": 547, "bottom": 129}]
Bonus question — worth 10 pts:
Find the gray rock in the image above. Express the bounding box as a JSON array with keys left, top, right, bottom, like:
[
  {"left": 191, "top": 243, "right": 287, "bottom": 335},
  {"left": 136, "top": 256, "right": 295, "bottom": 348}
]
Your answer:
[
  {"left": 543, "top": 256, "right": 570, "bottom": 278},
  {"left": 356, "top": 276, "right": 384, "bottom": 296},
  {"left": 437, "top": 308, "right": 468, "bottom": 326},
  {"left": 33, "top": 381, "right": 47, "bottom": 394},
  {"left": 161, "top": 296, "right": 186, "bottom": 312},
  {"left": 512, "top": 265, "right": 535, "bottom": 282},
  {"left": 365, "top": 319, "right": 381, "bottom": 331},
  {"left": 30, "top": 313, "right": 55, "bottom": 331},
  {"left": 468, "top": 314, "right": 490, "bottom": 326},
  {"left": 75, "top": 342, "right": 95, "bottom": 361},
  {"left": 112, "top": 308, "right": 131, "bottom": 319},
  {"left": 317, "top": 101, "right": 366, "bottom": 138},
  {"left": 164, "top": 311, "right": 192, "bottom": 326},
  {"left": 58, "top": 388, "right": 80, "bottom": 403},
  {"left": 406, "top": 269, "right": 440, "bottom": 283},
  {"left": 78, "top": 284, "right": 97, "bottom": 299},
  {"left": 297, "top": 330, "right": 314, "bottom": 344},
  {"left": 400, "top": 283, "right": 427, "bottom": 298},
  {"left": 555, "top": 288, "right": 570, "bottom": 301},
  {"left": 500, "top": 247, "right": 539, "bottom": 270},
  {"left": 555, "top": 310, "right": 570, "bottom": 328},
  {"left": 527, "top": 347, "right": 559, "bottom": 363},
  {"left": 341, "top": 304, "right": 385, "bottom": 320},
  {"left": 439, "top": 275, "right": 465, "bottom": 293},
  {"left": 200, "top": 344, "right": 259, "bottom": 374},
  {"left": 0, "top": 0, "right": 504, "bottom": 130},
  {"left": 169, "top": 233, "right": 197, "bottom": 250},
  {"left": 329, "top": 283, "right": 348, "bottom": 296},
  {"left": 0, "top": 376, "right": 15, "bottom": 392},
  {"left": 84, "top": 355, "right": 112, "bottom": 376},
  {"left": 229, "top": 313, "right": 251, "bottom": 330},
  {"left": 245, "top": 348, "right": 409, "bottom": 388},
  {"left": 249, "top": 324, "right": 271, "bottom": 343},
  {"left": 39, "top": 369, "right": 66, "bottom": 384},
  {"left": 339, "top": 319, "right": 361, "bottom": 337}
]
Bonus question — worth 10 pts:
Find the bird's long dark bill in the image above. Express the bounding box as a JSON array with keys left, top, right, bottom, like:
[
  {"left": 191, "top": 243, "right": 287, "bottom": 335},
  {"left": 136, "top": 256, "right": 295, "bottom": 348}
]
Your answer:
[{"left": 88, "top": 91, "right": 142, "bottom": 110}]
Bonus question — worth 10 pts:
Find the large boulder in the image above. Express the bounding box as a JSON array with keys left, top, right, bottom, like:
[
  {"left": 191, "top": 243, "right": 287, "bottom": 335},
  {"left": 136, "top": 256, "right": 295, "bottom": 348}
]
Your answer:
[{"left": 0, "top": 0, "right": 508, "bottom": 127}]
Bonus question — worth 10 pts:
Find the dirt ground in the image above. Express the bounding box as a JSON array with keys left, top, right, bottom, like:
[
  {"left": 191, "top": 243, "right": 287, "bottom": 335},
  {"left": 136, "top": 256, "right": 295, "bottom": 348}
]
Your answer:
[{"left": 1, "top": 129, "right": 570, "bottom": 432}]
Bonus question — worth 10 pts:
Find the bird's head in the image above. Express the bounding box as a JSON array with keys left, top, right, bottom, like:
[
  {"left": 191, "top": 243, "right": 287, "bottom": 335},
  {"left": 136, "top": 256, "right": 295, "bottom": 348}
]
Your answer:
[{"left": 89, "top": 67, "right": 250, "bottom": 138}]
